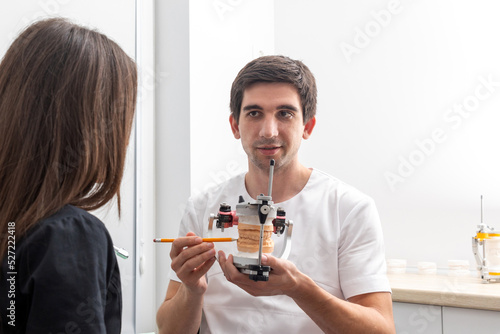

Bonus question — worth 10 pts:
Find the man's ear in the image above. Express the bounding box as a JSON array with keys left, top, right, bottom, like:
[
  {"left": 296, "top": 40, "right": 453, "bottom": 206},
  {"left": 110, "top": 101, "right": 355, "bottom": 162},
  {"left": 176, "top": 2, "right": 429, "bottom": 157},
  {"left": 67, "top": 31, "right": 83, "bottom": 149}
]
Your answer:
[
  {"left": 229, "top": 114, "right": 240, "bottom": 139},
  {"left": 303, "top": 116, "right": 316, "bottom": 139}
]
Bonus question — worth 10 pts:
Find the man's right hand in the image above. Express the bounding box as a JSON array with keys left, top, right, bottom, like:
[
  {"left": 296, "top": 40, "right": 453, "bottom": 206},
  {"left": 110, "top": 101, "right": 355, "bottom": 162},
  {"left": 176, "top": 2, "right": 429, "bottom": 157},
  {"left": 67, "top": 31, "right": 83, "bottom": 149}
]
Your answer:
[
  {"left": 169, "top": 232, "right": 216, "bottom": 295},
  {"left": 157, "top": 232, "right": 216, "bottom": 333}
]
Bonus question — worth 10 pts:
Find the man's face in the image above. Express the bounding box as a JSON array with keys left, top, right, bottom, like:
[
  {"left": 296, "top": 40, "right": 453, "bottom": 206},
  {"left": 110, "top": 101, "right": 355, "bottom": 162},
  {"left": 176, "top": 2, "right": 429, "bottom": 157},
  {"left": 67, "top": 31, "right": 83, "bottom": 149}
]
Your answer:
[{"left": 230, "top": 82, "right": 315, "bottom": 173}]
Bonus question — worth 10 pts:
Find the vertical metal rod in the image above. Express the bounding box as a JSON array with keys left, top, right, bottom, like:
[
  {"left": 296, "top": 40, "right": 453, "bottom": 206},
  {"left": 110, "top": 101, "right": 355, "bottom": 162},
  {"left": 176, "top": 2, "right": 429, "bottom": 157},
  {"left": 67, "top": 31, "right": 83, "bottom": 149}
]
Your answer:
[
  {"left": 258, "top": 226, "right": 264, "bottom": 265},
  {"left": 268, "top": 159, "right": 275, "bottom": 197},
  {"left": 258, "top": 159, "right": 275, "bottom": 266}
]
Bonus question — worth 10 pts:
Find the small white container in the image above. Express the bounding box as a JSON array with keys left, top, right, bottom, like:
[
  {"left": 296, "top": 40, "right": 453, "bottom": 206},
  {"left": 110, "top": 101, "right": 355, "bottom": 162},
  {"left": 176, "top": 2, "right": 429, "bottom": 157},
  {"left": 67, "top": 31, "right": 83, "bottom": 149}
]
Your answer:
[
  {"left": 418, "top": 261, "right": 437, "bottom": 275},
  {"left": 447, "top": 260, "right": 470, "bottom": 276},
  {"left": 386, "top": 259, "right": 407, "bottom": 274}
]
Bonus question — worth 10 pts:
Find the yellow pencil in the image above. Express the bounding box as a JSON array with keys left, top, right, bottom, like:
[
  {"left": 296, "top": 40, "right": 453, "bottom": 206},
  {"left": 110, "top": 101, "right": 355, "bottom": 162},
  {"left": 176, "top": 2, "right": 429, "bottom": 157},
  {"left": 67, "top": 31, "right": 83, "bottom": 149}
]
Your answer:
[{"left": 153, "top": 237, "right": 237, "bottom": 243}]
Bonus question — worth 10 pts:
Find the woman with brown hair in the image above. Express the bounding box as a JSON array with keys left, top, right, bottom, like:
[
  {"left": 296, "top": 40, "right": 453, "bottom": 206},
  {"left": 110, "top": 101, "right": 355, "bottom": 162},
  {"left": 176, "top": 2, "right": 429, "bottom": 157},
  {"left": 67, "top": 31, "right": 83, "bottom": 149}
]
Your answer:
[{"left": 0, "top": 18, "right": 137, "bottom": 333}]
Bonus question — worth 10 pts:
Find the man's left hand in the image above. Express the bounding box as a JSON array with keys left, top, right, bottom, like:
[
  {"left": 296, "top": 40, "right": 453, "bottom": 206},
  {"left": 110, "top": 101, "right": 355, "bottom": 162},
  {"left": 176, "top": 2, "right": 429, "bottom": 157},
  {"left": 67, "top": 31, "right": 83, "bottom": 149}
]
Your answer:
[{"left": 218, "top": 250, "right": 301, "bottom": 297}]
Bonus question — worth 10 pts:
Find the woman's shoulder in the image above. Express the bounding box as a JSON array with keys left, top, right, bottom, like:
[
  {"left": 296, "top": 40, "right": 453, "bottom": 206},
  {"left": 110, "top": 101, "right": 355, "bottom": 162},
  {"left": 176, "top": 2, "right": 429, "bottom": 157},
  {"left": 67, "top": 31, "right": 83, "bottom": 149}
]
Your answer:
[
  {"left": 32, "top": 205, "right": 109, "bottom": 238},
  {"left": 19, "top": 205, "right": 113, "bottom": 258},
  {"left": 41, "top": 204, "right": 103, "bottom": 224}
]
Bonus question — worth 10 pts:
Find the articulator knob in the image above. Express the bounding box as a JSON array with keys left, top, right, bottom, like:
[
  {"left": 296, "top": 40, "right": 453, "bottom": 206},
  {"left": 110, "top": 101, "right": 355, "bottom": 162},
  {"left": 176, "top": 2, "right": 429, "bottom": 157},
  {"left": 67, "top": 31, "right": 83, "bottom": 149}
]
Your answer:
[
  {"left": 216, "top": 202, "right": 237, "bottom": 232},
  {"left": 274, "top": 207, "right": 286, "bottom": 235}
]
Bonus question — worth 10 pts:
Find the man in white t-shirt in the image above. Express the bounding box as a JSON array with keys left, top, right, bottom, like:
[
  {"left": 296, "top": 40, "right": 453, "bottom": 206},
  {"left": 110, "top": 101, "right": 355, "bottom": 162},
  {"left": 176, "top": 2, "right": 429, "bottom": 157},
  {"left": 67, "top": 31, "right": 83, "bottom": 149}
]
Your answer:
[{"left": 156, "top": 55, "right": 395, "bottom": 333}]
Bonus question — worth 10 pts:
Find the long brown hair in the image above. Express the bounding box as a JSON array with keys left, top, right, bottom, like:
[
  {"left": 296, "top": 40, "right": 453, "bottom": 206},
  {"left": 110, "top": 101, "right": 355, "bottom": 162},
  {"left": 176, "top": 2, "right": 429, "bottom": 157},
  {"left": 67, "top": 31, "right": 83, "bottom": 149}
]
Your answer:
[{"left": 0, "top": 18, "right": 137, "bottom": 258}]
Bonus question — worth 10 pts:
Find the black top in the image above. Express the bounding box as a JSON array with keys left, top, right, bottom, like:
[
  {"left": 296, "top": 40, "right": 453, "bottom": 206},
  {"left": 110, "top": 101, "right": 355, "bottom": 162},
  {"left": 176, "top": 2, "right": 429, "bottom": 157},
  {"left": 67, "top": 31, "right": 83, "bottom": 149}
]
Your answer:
[{"left": 0, "top": 205, "right": 122, "bottom": 333}]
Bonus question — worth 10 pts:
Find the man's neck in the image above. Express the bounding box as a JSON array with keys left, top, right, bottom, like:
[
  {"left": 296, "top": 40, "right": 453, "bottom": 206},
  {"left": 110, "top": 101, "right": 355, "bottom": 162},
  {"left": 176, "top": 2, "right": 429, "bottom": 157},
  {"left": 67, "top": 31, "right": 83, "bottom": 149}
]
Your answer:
[{"left": 245, "top": 162, "right": 312, "bottom": 203}]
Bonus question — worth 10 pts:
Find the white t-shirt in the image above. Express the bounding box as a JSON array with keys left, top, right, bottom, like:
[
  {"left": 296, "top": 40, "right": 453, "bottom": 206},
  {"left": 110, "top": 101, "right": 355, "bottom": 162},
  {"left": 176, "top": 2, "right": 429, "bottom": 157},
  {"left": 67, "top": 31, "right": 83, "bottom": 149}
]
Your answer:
[{"left": 170, "top": 169, "right": 391, "bottom": 333}]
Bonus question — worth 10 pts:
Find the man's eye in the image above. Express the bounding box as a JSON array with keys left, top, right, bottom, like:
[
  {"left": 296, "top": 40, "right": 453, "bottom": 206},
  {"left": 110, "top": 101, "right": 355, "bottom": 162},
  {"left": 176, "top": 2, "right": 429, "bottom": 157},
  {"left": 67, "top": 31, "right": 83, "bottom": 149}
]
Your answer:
[
  {"left": 279, "top": 111, "right": 293, "bottom": 118},
  {"left": 248, "top": 111, "right": 260, "bottom": 117}
]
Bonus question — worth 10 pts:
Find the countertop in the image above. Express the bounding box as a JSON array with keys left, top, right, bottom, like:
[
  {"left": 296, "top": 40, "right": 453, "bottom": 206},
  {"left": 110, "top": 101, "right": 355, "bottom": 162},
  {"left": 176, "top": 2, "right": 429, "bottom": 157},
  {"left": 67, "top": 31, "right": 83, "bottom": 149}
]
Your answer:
[{"left": 388, "top": 273, "right": 500, "bottom": 311}]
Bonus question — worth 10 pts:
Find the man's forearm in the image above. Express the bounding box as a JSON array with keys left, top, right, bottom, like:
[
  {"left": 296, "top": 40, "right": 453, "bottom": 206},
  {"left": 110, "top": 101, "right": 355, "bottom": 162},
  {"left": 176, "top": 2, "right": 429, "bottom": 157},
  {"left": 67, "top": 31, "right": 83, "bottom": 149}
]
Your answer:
[
  {"left": 156, "top": 283, "right": 204, "bottom": 334},
  {"left": 288, "top": 274, "right": 395, "bottom": 334}
]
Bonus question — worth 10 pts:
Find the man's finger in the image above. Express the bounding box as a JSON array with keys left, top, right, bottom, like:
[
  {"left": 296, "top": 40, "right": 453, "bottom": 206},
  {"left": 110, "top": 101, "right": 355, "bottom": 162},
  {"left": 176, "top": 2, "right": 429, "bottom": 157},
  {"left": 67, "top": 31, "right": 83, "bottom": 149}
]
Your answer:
[
  {"left": 169, "top": 235, "right": 203, "bottom": 258},
  {"left": 172, "top": 245, "right": 215, "bottom": 272}
]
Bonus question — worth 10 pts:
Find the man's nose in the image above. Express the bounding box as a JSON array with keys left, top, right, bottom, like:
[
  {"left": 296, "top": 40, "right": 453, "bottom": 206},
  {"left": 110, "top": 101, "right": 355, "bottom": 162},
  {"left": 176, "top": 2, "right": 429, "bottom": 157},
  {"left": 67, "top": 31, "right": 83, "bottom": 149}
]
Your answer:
[{"left": 259, "top": 118, "right": 279, "bottom": 138}]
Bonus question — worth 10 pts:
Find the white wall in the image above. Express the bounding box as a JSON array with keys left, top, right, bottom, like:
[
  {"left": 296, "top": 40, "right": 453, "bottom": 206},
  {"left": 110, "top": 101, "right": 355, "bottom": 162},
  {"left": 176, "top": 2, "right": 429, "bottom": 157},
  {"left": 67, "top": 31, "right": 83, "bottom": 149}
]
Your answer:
[
  {"left": 273, "top": 0, "right": 500, "bottom": 270},
  {"left": 189, "top": 0, "right": 275, "bottom": 196},
  {"left": 183, "top": 0, "right": 500, "bottom": 273}
]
